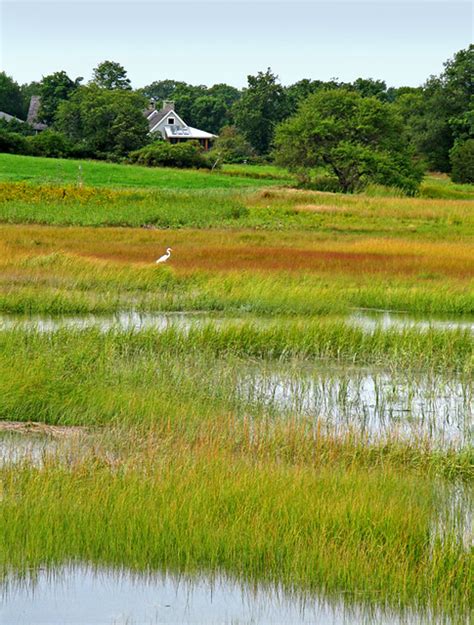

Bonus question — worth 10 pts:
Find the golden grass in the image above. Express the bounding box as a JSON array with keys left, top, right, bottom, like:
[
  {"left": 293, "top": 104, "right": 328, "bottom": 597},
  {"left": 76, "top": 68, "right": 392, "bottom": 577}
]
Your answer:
[{"left": 1, "top": 224, "right": 473, "bottom": 280}]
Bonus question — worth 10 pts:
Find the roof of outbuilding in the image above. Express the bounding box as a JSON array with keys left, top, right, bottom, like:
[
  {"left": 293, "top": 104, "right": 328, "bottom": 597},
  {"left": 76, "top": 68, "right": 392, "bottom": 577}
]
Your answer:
[{"left": 0, "top": 111, "right": 23, "bottom": 123}]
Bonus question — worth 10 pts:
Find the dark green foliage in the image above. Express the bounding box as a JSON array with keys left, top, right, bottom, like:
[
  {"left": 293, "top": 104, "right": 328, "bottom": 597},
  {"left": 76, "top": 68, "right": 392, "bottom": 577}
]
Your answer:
[
  {"left": 27, "top": 130, "right": 72, "bottom": 158},
  {"left": 91, "top": 60, "right": 131, "bottom": 90},
  {"left": 0, "top": 118, "right": 34, "bottom": 136},
  {"left": 351, "top": 77, "right": 389, "bottom": 101},
  {"left": 56, "top": 86, "right": 148, "bottom": 157},
  {"left": 450, "top": 139, "right": 474, "bottom": 183},
  {"left": 141, "top": 79, "right": 188, "bottom": 102},
  {"left": 0, "top": 72, "right": 25, "bottom": 119},
  {"left": 39, "top": 71, "right": 80, "bottom": 124},
  {"left": 210, "top": 125, "right": 255, "bottom": 163},
  {"left": 0, "top": 129, "right": 28, "bottom": 154},
  {"left": 394, "top": 45, "right": 473, "bottom": 172},
  {"left": 233, "top": 68, "right": 289, "bottom": 155},
  {"left": 129, "top": 140, "right": 212, "bottom": 169},
  {"left": 274, "top": 89, "right": 423, "bottom": 194}
]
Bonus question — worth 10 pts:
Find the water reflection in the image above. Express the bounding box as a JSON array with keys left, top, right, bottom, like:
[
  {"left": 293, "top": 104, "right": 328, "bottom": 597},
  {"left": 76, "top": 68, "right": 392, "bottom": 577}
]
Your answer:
[
  {"left": 0, "top": 566, "right": 450, "bottom": 625},
  {"left": 0, "top": 309, "right": 473, "bottom": 334},
  {"left": 236, "top": 365, "right": 472, "bottom": 448},
  {"left": 349, "top": 310, "right": 474, "bottom": 333}
]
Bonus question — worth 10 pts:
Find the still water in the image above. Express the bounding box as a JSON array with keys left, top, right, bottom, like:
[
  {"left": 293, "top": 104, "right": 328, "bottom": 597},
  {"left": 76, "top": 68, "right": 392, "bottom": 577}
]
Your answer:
[
  {"left": 0, "top": 566, "right": 453, "bottom": 625},
  {"left": 0, "top": 310, "right": 473, "bottom": 334}
]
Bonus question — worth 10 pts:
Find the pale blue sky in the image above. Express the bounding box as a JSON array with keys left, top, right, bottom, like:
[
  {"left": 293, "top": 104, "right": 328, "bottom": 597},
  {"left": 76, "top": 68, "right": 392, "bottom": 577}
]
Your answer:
[{"left": 0, "top": 1, "right": 472, "bottom": 88}]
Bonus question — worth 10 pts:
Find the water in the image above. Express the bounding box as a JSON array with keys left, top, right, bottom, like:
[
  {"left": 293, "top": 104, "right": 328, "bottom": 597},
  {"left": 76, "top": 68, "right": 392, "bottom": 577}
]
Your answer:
[
  {"left": 0, "top": 432, "right": 54, "bottom": 467},
  {"left": 0, "top": 566, "right": 450, "bottom": 625},
  {"left": 0, "top": 310, "right": 473, "bottom": 334},
  {"left": 0, "top": 428, "right": 88, "bottom": 468},
  {"left": 235, "top": 364, "right": 472, "bottom": 447},
  {"left": 349, "top": 310, "right": 474, "bottom": 333}
]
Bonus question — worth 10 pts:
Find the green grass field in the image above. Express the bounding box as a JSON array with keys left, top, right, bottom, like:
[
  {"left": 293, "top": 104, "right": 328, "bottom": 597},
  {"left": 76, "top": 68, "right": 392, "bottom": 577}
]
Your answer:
[
  {"left": 0, "top": 153, "right": 285, "bottom": 189},
  {"left": 0, "top": 153, "right": 472, "bottom": 622}
]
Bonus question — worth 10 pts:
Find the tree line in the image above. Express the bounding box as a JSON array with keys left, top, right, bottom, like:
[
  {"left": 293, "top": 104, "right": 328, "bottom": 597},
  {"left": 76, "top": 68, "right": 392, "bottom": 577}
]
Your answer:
[{"left": 0, "top": 47, "right": 472, "bottom": 189}]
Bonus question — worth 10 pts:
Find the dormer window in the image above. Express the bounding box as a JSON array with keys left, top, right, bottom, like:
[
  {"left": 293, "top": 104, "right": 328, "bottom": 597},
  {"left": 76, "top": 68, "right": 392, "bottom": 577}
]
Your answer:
[{"left": 167, "top": 117, "right": 175, "bottom": 125}]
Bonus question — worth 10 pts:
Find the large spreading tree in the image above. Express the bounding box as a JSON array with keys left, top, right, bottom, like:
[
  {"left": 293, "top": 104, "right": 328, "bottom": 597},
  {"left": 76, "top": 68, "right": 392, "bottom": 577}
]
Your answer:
[{"left": 274, "top": 89, "right": 423, "bottom": 194}]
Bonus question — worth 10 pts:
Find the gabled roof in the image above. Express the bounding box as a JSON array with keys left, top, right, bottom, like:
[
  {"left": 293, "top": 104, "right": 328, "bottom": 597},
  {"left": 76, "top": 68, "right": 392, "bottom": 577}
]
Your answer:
[{"left": 149, "top": 109, "right": 187, "bottom": 133}]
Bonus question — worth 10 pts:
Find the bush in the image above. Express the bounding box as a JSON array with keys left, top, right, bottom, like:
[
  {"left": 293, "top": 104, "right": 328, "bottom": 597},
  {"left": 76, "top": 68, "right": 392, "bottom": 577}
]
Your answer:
[
  {"left": 450, "top": 139, "right": 474, "bottom": 183},
  {"left": 27, "top": 130, "right": 72, "bottom": 158},
  {"left": 306, "top": 174, "right": 342, "bottom": 193},
  {"left": 209, "top": 125, "right": 255, "bottom": 164},
  {"left": 129, "top": 140, "right": 212, "bottom": 169},
  {"left": 0, "top": 129, "right": 29, "bottom": 154},
  {"left": 0, "top": 118, "right": 34, "bottom": 136}
]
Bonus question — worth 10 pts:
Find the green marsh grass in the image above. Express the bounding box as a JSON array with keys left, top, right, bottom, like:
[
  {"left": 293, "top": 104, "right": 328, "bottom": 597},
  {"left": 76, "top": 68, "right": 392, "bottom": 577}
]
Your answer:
[
  {"left": 0, "top": 435, "right": 471, "bottom": 619},
  {"left": 0, "top": 153, "right": 472, "bottom": 620}
]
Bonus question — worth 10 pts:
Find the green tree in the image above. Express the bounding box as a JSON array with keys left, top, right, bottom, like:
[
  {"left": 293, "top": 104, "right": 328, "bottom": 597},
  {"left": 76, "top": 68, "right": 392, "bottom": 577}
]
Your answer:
[
  {"left": 274, "top": 89, "right": 423, "bottom": 194},
  {"left": 233, "top": 68, "right": 289, "bottom": 155},
  {"left": 0, "top": 72, "right": 25, "bottom": 118},
  {"left": 351, "top": 77, "right": 388, "bottom": 101},
  {"left": 140, "top": 80, "right": 188, "bottom": 104},
  {"left": 395, "top": 45, "right": 473, "bottom": 171},
  {"left": 39, "top": 71, "right": 81, "bottom": 124},
  {"left": 91, "top": 61, "right": 131, "bottom": 90},
  {"left": 450, "top": 139, "right": 474, "bottom": 183},
  {"left": 56, "top": 85, "right": 148, "bottom": 157},
  {"left": 209, "top": 125, "right": 255, "bottom": 163}
]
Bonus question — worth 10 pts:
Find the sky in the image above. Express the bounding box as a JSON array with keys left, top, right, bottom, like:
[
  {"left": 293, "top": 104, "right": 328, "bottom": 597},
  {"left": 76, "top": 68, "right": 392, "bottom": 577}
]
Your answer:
[{"left": 0, "top": 1, "right": 472, "bottom": 89}]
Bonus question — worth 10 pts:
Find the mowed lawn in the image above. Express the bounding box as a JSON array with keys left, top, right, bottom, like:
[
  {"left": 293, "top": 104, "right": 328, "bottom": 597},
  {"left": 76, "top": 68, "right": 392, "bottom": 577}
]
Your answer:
[{"left": 0, "top": 153, "right": 287, "bottom": 189}]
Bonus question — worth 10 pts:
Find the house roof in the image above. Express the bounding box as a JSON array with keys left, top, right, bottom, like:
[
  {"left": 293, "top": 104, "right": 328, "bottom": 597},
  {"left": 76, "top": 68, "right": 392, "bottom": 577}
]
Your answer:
[
  {"left": 164, "top": 125, "right": 217, "bottom": 140},
  {"left": 146, "top": 100, "right": 217, "bottom": 138},
  {"left": 149, "top": 109, "right": 187, "bottom": 133},
  {"left": 0, "top": 112, "right": 23, "bottom": 123}
]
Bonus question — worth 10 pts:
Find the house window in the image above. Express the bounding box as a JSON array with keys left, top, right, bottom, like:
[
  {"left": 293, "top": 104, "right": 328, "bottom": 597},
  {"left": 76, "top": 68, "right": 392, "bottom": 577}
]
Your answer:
[{"left": 167, "top": 117, "right": 175, "bottom": 125}]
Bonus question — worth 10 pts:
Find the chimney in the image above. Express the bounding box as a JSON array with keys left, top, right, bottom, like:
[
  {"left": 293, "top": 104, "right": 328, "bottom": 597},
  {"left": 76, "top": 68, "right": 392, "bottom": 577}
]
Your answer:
[
  {"left": 149, "top": 98, "right": 156, "bottom": 111},
  {"left": 162, "top": 100, "right": 175, "bottom": 112}
]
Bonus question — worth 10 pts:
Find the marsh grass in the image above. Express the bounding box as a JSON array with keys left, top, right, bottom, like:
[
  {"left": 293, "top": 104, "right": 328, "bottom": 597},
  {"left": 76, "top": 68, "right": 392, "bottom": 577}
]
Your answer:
[
  {"left": 1, "top": 226, "right": 472, "bottom": 316},
  {"left": 0, "top": 154, "right": 472, "bottom": 620},
  {"left": 0, "top": 431, "right": 471, "bottom": 620}
]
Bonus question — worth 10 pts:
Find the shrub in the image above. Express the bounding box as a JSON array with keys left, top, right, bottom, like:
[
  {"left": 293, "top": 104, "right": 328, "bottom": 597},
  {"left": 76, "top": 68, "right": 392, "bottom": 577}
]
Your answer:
[
  {"left": 27, "top": 130, "right": 72, "bottom": 158},
  {"left": 209, "top": 125, "right": 256, "bottom": 164},
  {"left": 129, "top": 140, "right": 212, "bottom": 169},
  {"left": 0, "top": 129, "right": 29, "bottom": 154},
  {"left": 450, "top": 139, "right": 474, "bottom": 184},
  {"left": 306, "top": 174, "right": 342, "bottom": 193}
]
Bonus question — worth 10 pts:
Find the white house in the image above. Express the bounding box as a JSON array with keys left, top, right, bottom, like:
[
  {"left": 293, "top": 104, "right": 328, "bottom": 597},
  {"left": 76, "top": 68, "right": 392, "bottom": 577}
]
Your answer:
[{"left": 145, "top": 100, "right": 217, "bottom": 151}]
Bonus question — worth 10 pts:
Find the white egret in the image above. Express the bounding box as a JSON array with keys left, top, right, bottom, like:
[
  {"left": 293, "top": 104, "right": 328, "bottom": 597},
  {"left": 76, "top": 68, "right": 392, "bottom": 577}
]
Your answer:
[{"left": 155, "top": 248, "right": 172, "bottom": 264}]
